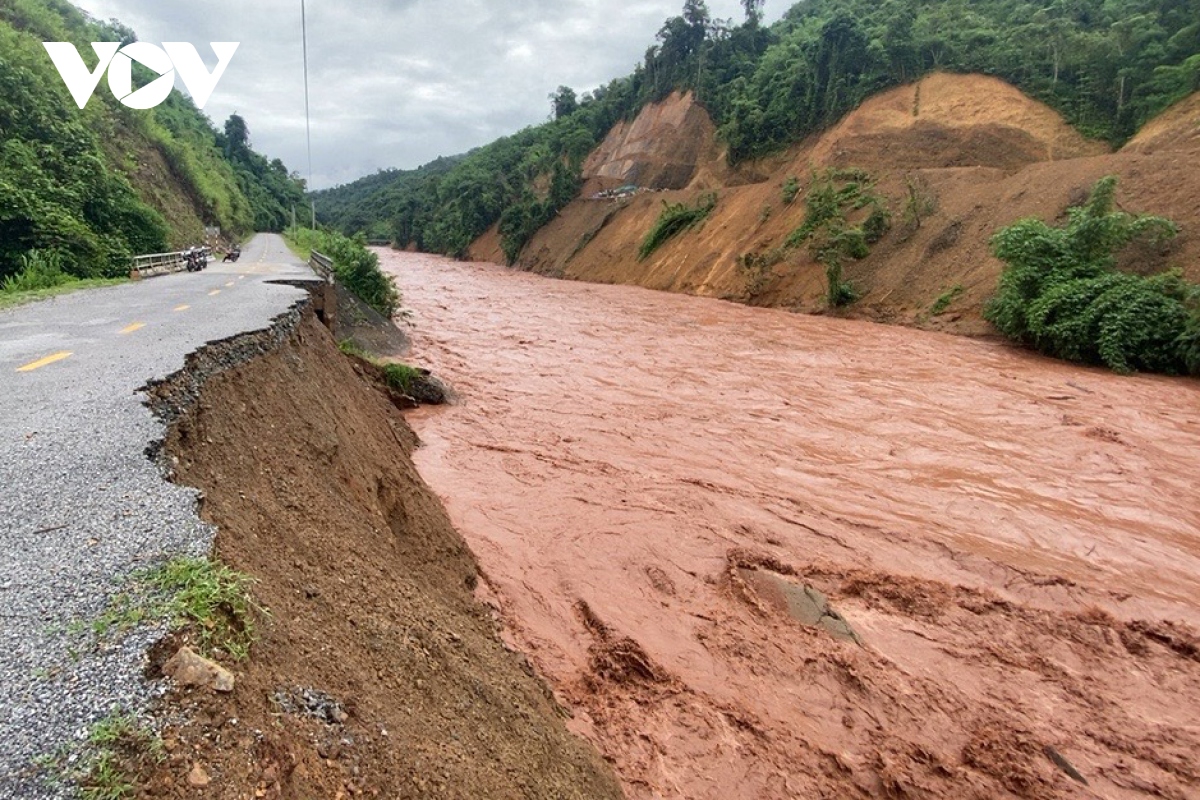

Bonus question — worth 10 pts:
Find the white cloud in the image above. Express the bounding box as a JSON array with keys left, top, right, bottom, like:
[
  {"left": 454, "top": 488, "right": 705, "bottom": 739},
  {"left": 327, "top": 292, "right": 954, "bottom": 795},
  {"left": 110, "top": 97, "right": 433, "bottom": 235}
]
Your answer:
[{"left": 73, "top": 0, "right": 780, "bottom": 189}]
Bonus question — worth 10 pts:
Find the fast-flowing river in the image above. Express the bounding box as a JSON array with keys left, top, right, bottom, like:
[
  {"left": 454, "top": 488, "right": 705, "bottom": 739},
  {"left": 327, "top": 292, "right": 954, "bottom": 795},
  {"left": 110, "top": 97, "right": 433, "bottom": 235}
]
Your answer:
[{"left": 385, "top": 250, "right": 1200, "bottom": 800}]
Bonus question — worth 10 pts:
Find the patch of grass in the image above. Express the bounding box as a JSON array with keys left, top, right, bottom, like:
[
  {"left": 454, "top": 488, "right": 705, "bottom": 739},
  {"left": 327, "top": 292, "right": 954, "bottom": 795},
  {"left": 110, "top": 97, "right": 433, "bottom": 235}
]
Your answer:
[
  {"left": 92, "top": 557, "right": 259, "bottom": 661},
  {"left": 930, "top": 284, "right": 964, "bottom": 315},
  {"left": 88, "top": 713, "right": 140, "bottom": 749},
  {"left": 81, "top": 751, "right": 133, "bottom": 800},
  {"left": 77, "top": 711, "right": 165, "bottom": 800},
  {"left": 338, "top": 339, "right": 370, "bottom": 359},
  {"left": 340, "top": 339, "right": 423, "bottom": 396},
  {"left": 34, "top": 711, "right": 164, "bottom": 800},
  {"left": 148, "top": 557, "right": 259, "bottom": 661},
  {"left": 381, "top": 363, "right": 421, "bottom": 395},
  {"left": 0, "top": 278, "right": 128, "bottom": 310},
  {"left": 639, "top": 193, "right": 717, "bottom": 260}
]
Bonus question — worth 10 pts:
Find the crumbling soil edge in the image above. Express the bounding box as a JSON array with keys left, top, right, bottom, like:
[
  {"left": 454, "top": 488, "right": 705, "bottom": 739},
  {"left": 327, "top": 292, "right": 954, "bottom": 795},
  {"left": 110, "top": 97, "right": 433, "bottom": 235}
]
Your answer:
[
  {"left": 140, "top": 297, "right": 310, "bottom": 429},
  {"left": 126, "top": 295, "right": 623, "bottom": 798}
]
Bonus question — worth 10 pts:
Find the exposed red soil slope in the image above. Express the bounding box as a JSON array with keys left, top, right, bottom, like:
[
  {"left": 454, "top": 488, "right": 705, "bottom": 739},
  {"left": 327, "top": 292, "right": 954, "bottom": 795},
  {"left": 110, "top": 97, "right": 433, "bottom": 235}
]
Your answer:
[{"left": 493, "top": 76, "right": 1200, "bottom": 335}]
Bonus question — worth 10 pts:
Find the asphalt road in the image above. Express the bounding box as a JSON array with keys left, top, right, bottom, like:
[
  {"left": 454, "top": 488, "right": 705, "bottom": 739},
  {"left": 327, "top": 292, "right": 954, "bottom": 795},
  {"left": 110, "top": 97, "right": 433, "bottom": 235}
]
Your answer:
[{"left": 0, "top": 234, "right": 314, "bottom": 798}]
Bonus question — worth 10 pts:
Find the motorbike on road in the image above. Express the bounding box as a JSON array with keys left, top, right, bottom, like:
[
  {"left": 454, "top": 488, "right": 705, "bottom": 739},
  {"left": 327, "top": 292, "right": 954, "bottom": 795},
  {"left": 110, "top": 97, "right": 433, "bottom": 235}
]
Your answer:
[{"left": 184, "top": 246, "right": 208, "bottom": 272}]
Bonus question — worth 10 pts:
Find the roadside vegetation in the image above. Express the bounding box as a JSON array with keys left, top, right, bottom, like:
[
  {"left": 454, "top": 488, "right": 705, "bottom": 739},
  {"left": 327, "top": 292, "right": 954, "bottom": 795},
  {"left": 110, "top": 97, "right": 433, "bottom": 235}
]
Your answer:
[
  {"left": 314, "top": 0, "right": 1200, "bottom": 263},
  {"left": 0, "top": 0, "right": 304, "bottom": 287},
  {"left": 986, "top": 176, "right": 1200, "bottom": 375},
  {"left": 286, "top": 227, "right": 401, "bottom": 317},
  {"left": 36, "top": 557, "right": 254, "bottom": 798},
  {"left": 91, "top": 556, "right": 260, "bottom": 661},
  {"left": 0, "top": 250, "right": 127, "bottom": 309}
]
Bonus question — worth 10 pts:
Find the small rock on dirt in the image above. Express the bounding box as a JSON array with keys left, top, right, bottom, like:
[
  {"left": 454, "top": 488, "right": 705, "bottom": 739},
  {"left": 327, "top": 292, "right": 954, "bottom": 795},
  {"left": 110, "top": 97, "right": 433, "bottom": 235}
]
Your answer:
[
  {"left": 164, "top": 646, "right": 236, "bottom": 693},
  {"left": 188, "top": 763, "right": 211, "bottom": 788}
]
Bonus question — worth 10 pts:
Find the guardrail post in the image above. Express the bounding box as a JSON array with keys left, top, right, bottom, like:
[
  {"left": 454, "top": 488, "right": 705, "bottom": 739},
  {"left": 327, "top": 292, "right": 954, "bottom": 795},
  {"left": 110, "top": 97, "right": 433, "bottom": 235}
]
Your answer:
[{"left": 309, "top": 250, "right": 337, "bottom": 330}]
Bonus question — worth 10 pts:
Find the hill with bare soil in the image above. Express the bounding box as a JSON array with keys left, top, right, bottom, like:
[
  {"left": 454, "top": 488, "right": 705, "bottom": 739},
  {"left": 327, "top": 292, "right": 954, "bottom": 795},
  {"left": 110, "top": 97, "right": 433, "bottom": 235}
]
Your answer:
[{"left": 491, "top": 76, "right": 1200, "bottom": 335}]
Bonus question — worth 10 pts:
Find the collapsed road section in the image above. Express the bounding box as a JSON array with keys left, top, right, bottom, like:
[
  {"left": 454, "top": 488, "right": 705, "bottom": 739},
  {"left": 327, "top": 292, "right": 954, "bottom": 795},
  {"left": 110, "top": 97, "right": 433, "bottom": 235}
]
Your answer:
[
  {"left": 0, "top": 234, "right": 314, "bottom": 799},
  {"left": 135, "top": 306, "right": 621, "bottom": 798}
]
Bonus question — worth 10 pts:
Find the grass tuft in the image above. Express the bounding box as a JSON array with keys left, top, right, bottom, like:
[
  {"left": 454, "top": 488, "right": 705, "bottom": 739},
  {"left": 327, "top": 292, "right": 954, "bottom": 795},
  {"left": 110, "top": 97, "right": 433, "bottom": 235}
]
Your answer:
[{"left": 92, "top": 557, "right": 259, "bottom": 661}]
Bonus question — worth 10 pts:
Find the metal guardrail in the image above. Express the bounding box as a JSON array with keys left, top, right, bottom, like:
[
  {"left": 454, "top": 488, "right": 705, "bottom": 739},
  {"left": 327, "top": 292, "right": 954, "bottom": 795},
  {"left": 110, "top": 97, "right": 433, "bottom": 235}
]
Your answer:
[
  {"left": 130, "top": 251, "right": 186, "bottom": 279},
  {"left": 130, "top": 247, "right": 214, "bottom": 279},
  {"left": 310, "top": 250, "right": 334, "bottom": 283}
]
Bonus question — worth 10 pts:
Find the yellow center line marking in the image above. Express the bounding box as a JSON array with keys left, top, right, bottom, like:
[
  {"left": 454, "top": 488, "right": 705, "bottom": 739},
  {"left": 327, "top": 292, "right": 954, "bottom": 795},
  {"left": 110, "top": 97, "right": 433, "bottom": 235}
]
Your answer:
[
  {"left": 17, "top": 351, "right": 72, "bottom": 373},
  {"left": 208, "top": 289, "right": 221, "bottom": 296},
  {"left": 238, "top": 275, "right": 245, "bottom": 280},
  {"left": 175, "top": 304, "right": 190, "bottom": 312},
  {"left": 119, "top": 322, "right": 146, "bottom": 335},
  {"left": 225, "top": 281, "right": 235, "bottom": 287}
]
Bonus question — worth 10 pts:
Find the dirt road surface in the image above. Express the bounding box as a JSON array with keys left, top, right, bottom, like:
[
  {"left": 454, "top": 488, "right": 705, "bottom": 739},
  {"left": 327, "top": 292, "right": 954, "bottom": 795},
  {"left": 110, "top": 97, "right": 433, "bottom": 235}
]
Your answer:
[{"left": 385, "top": 251, "right": 1200, "bottom": 799}]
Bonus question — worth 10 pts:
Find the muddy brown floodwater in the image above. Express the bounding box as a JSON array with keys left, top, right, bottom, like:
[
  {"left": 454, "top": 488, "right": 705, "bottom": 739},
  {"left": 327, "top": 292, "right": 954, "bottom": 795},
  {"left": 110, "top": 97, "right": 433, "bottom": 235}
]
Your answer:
[{"left": 383, "top": 251, "right": 1200, "bottom": 800}]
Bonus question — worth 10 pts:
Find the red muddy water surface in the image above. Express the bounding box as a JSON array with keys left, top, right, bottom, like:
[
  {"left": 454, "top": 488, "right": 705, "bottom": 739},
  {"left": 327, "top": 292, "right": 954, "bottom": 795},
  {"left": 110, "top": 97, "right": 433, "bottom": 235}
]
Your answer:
[{"left": 384, "top": 251, "right": 1200, "bottom": 800}]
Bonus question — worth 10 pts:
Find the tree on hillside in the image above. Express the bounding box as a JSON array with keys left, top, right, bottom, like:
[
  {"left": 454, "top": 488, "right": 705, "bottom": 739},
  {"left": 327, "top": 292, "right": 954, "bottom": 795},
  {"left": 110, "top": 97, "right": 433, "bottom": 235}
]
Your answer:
[
  {"left": 551, "top": 85, "right": 578, "bottom": 119},
  {"left": 741, "top": 0, "right": 765, "bottom": 26},
  {"left": 223, "top": 113, "right": 250, "bottom": 160}
]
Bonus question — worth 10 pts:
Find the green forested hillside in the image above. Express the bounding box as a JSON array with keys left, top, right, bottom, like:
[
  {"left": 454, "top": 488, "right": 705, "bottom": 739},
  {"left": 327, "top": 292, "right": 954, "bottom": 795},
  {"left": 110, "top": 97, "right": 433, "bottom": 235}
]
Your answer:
[
  {"left": 0, "top": 0, "right": 305, "bottom": 282},
  {"left": 316, "top": 0, "right": 1200, "bottom": 263}
]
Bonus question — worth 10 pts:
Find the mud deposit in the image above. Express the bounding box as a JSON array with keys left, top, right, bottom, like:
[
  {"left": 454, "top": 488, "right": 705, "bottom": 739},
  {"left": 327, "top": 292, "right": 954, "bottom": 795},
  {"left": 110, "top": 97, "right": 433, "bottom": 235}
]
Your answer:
[{"left": 388, "top": 251, "right": 1200, "bottom": 799}]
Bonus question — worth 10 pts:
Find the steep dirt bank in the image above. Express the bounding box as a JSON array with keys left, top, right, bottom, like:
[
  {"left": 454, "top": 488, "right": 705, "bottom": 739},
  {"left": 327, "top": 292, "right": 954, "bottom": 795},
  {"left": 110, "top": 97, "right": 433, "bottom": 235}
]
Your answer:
[
  {"left": 389, "top": 250, "right": 1200, "bottom": 800},
  {"left": 492, "top": 75, "right": 1200, "bottom": 335},
  {"left": 137, "top": 307, "right": 622, "bottom": 799}
]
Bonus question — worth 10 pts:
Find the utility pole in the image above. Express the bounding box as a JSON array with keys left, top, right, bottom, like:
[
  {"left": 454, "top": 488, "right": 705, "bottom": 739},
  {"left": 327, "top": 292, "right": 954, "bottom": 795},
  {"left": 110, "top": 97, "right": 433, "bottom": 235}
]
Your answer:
[{"left": 301, "top": 0, "right": 314, "bottom": 228}]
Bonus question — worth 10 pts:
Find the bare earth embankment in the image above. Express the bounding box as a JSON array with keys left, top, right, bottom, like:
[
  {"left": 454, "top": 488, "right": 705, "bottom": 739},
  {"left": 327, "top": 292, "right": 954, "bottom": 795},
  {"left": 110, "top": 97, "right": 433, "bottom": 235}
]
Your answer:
[
  {"left": 477, "top": 76, "right": 1200, "bottom": 335},
  {"left": 140, "top": 310, "right": 622, "bottom": 799},
  {"left": 388, "top": 250, "right": 1200, "bottom": 800}
]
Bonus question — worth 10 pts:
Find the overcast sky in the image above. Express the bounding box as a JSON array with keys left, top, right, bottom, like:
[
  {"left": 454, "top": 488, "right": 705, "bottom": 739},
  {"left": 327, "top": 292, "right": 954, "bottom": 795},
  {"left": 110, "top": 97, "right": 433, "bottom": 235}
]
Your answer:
[{"left": 73, "top": 0, "right": 782, "bottom": 190}]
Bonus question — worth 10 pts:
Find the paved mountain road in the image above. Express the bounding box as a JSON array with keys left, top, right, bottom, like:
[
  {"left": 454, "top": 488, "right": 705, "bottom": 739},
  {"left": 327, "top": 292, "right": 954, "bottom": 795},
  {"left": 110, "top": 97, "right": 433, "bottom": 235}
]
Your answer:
[{"left": 0, "top": 234, "right": 313, "bottom": 798}]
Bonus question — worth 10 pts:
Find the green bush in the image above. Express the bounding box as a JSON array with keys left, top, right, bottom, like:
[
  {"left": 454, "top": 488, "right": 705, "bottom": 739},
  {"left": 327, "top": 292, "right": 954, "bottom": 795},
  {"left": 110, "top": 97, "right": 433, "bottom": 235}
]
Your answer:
[
  {"left": 781, "top": 177, "right": 801, "bottom": 206},
  {"left": 381, "top": 363, "right": 421, "bottom": 394},
  {"left": 930, "top": 284, "right": 964, "bottom": 316},
  {"left": 1, "top": 250, "right": 70, "bottom": 293},
  {"left": 639, "top": 193, "right": 717, "bottom": 260},
  {"left": 825, "top": 262, "right": 860, "bottom": 307},
  {"left": 985, "top": 176, "right": 1197, "bottom": 375},
  {"left": 288, "top": 227, "right": 400, "bottom": 317}
]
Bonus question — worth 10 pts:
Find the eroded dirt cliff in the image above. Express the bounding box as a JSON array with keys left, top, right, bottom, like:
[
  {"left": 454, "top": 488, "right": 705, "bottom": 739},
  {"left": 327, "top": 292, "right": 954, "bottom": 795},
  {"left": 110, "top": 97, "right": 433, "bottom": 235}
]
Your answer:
[
  {"left": 480, "top": 75, "right": 1200, "bottom": 335},
  {"left": 138, "top": 309, "right": 623, "bottom": 799}
]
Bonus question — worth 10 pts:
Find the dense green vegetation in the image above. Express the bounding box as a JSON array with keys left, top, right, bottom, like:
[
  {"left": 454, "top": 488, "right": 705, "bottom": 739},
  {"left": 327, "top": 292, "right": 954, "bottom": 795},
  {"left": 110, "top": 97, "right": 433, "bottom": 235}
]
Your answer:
[
  {"left": 986, "top": 176, "right": 1199, "bottom": 375},
  {"left": 286, "top": 227, "right": 400, "bottom": 317},
  {"left": 316, "top": 0, "right": 1200, "bottom": 265},
  {"left": 0, "top": 0, "right": 304, "bottom": 284}
]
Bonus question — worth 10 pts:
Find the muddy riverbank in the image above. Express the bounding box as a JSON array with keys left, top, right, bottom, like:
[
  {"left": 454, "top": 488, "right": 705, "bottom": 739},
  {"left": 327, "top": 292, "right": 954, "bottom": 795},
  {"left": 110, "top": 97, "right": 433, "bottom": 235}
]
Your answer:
[{"left": 388, "top": 250, "right": 1200, "bottom": 799}]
